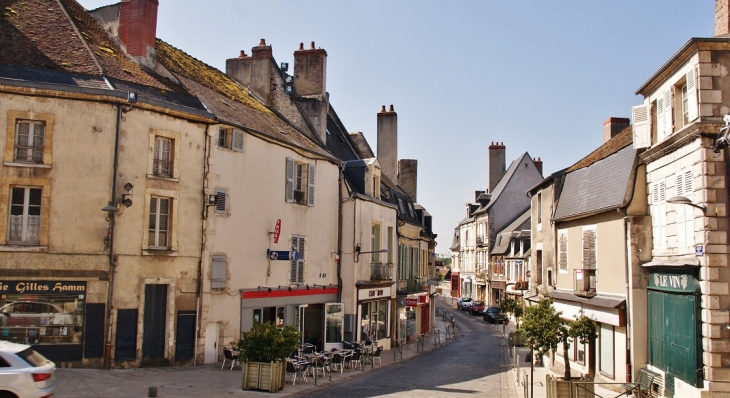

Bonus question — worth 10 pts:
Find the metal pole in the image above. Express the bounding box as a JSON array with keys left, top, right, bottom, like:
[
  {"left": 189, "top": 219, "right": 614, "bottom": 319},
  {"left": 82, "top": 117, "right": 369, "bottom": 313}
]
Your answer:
[{"left": 531, "top": 345, "right": 534, "bottom": 398}]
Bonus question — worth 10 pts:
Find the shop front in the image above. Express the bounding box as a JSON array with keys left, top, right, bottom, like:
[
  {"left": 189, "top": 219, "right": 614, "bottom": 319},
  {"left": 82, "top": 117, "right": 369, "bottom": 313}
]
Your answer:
[
  {"left": 355, "top": 283, "right": 393, "bottom": 350},
  {"left": 398, "top": 293, "right": 429, "bottom": 344},
  {"left": 0, "top": 280, "right": 92, "bottom": 364},
  {"left": 490, "top": 280, "right": 506, "bottom": 305},
  {"left": 240, "top": 286, "right": 341, "bottom": 352}
]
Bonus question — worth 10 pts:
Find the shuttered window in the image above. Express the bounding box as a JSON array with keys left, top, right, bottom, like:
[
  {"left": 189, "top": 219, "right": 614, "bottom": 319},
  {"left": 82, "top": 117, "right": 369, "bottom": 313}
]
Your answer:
[
  {"left": 214, "top": 188, "right": 228, "bottom": 214},
  {"left": 632, "top": 104, "right": 650, "bottom": 149},
  {"left": 218, "top": 128, "right": 244, "bottom": 152},
  {"left": 558, "top": 230, "right": 568, "bottom": 273},
  {"left": 652, "top": 181, "right": 667, "bottom": 250},
  {"left": 211, "top": 255, "right": 226, "bottom": 289},
  {"left": 674, "top": 169, "right": 694, "bottom": 248},
  {"left": 291, "top": 235, "right": 305, "bottom": 284},
  {"left": 285, "top": 158, "right": 315, "bottom": 206},
  {"left": 582, "top": 227, "right": 596, "bottom": 269}
]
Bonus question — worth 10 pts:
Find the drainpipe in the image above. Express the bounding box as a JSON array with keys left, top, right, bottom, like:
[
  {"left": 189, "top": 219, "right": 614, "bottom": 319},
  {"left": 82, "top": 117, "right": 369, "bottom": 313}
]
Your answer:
[
  {"left": 103, "top": 104, "right": 123, "bottom": 369},
  {"left": 617, "top": 207, "right": 632, "bottom": 383},
  {"left": 336, "top": 163, "right": 344, "bottom": 302}
]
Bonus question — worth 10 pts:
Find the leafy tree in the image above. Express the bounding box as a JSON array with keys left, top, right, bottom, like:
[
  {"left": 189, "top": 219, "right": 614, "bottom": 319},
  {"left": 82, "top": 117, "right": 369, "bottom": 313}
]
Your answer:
[
  {"left": 521, "top": 296, "right": 597, "bottom": 379},
  {"left": 500, "top": 296, "right": 524, "bottom": 328},
  {"left": 234, "top": 322, "right": 301, "bottom": 363}
]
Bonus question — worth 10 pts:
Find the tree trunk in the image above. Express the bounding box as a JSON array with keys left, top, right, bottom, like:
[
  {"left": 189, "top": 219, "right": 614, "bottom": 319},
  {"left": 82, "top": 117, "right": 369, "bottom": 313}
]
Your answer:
[{"left": 563, "top": 345, "right": 571, "bottom": 380}]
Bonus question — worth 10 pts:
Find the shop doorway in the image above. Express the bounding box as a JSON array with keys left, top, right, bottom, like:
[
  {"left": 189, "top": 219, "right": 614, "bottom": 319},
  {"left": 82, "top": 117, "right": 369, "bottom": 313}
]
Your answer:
[{"left": 142, "top": 284, "right": 167, "bottom": 361}]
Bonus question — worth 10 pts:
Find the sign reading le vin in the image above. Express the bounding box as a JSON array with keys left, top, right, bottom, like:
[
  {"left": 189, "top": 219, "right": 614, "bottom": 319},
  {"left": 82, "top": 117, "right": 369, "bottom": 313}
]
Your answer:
[
  {"left": 267, "top": 249, "right": 299, "bottom": 261},
  {"left": 0, "top": 281, "right": 87, "bottom": 294}
]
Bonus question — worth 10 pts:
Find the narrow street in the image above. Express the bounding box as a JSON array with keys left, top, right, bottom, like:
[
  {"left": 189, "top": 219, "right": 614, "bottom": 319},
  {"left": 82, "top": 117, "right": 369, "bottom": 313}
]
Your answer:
[{"left": 299, "top": 300, "right": 514, "bottom": 397}]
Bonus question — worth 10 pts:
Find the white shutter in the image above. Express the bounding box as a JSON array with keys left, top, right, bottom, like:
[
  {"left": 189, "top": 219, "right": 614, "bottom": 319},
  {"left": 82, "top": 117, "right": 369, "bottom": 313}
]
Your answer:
[
  {"left": 211, "top": 256, "right": 226, "bottom": 288},
  {"left": 663, "top": 89, "right": 673, "bottom": 138},
  {"left": 632, "top": 104, "right": 650, "bottom": 148},
  {"left": 232, "top": 130, "right": 244, "bottom": 152},
  {"left": 656, "top": 96, "right": 665, "bottom": 140},
  {"left": 684, "top": 170, "right": 694, "bottom": 247},
  {"left": 659, "top": 181, "right": 666, "bottom": 249},
  {"left": 686, "top": 67, "right": 698, "bottom": 122},
  {"left": 214, "top": 189, "right": 227, "bottom": 214},
  {"left": 285, "top": 157, "right": 295, "bottom": 203},
  {"left": 307, "top": 163, "right": 315, "bottom": 206},
  {"left": 290, "top": 236, "right": 299, "bottom": 284}
]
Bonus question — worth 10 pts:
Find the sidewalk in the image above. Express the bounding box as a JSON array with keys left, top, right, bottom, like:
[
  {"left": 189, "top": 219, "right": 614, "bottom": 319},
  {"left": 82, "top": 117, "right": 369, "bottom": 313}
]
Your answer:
[{"left": 54, "top": 316, "right": 457, "bottom": 397}]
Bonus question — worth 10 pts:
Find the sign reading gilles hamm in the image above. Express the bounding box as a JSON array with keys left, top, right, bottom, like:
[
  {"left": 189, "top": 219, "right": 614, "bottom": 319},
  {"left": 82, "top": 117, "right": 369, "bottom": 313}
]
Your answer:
[{"left": 0, "top": 281, "right": 86, "bottom": 295}]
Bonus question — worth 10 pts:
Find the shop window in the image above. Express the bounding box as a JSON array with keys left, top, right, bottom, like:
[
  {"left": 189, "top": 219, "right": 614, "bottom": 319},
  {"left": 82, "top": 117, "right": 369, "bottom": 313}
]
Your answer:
[
  {"left": 253, "top": 307, "right": 284, "bottom": 327},
  {"left": 600, "top": 323, "right": 615, "bottom": 378}
]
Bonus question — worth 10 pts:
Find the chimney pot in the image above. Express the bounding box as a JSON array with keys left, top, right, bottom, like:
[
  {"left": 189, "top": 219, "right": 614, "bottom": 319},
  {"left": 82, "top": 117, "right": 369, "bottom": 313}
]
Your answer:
[
  {"left": 299, "top": 42, "right": 304, "bottom": 50},
  {"left": 239, "top": 50, "right": 247, "bottom": 58},
  {"left": 389, "top": 105, "right": 394, "bottom": 112},
  {"left": 259, "top": 39, "right": 266, "bottom": 46},
  {"left": 381, "top": 105, "right": 386, "bottom": 113},
  {"left": 311, "top": 41, "right": 315, "bottom": 49}
]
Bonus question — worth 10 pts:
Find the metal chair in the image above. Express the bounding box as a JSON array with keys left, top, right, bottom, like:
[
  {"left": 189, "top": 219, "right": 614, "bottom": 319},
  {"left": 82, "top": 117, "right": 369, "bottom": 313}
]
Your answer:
[
  {"left": 349, "top": 351, "right": 362, "bottom": 370},
  {"left": 330, "top": 352, "right": 345, "bottom": 373},
  {"left": 221, "top": 347, "right": 240, "bottom": 371},
  {"left": 371, "top": 346, "right": 383, "bottom": 366}
]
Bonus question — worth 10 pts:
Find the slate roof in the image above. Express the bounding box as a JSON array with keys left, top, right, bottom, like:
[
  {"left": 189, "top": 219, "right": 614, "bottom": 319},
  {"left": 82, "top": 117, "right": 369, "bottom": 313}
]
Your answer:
[
  {"left": 490, "top": 209, "right": 530, "bottom": 255},
  {"left": 325, "top": 105, "right": 360, "bottom": 161},
  {"left": 474, "top": 152, "right": 534, "bottom": 215},
  {"left": 553, "top": 128, "right": 638, "bottom": 221},
  {"left": 342, "top": 160, "right": 367, "bottom": 194}
]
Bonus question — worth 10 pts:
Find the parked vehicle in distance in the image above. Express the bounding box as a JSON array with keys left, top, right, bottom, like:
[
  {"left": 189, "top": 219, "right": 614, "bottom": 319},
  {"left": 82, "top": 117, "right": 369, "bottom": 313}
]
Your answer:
[
  {"left": 469, "top": 301, "right": 486, "bottom": 315},
  {"left": 456, "top": 297, "right": 473, "bottom": 311},
  {"left": 0, "top": 341, "right": 57, "bottom": 398},
  {"left": 483, "top": 306, "right": 506, "bottom": 324}
]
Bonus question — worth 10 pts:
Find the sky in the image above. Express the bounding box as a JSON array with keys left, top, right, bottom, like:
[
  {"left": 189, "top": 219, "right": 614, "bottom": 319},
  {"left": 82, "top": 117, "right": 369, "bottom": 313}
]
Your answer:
[{"left": 78, "top": 0, "right": 717, "bottom": 254}]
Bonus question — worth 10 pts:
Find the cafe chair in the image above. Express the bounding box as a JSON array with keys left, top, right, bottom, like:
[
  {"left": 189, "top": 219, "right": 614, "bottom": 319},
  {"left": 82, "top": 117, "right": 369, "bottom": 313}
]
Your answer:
[
  {"left": 222, "top": 347, "right": 240, "bottom": 371},
  {"left": 349, "top": 351, "right": 362, "bottom": 370},
  {"left": 372, "top": 346, "right": 383, "bottom": 366},
  {"left": 330, "top": 352, "right": 345, "bottom": 373}
]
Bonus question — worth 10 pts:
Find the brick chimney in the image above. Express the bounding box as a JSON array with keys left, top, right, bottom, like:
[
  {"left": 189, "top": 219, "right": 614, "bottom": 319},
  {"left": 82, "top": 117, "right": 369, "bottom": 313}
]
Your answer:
[
  {"left": 533, "top": 157, "right": 543, "bottom": 176},
  {"left": 398, "top": 159, "right": 418, "bottom": 202},
  {"left": 603, "top": 117, "right": 631, "bottom": 142},
  {"left": 717, "top": 0, "right": 730, "bottom": 37},
  {"left": 293, "top": 42, "right": 329, "bottom": 144},
  {"left": 118, "top": 0, "right": 158, "bottom": 68},
  {"left": 226, "top": 39, "right": 273, "bottom": 104},
  {"left": 488, "top": 142, "right": 506, "bottom": 193},
  {"left": 377, "top": 105, "right": 398, "bottom": 183}
]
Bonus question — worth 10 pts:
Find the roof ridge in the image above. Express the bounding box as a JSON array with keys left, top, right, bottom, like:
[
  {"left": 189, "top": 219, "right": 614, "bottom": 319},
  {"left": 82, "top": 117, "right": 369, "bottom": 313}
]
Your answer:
[{"left": 55, "top": 0, "right": 105, "bottom": 76}]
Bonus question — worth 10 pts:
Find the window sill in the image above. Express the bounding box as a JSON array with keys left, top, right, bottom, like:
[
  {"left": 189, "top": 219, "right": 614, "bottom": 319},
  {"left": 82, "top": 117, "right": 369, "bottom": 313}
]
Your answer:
[
  {"left": 142, "top": 248, "right": 178, "bottom": 256},
  {"left": 147, "top": 174, "right": 179, "bottom": 182},
  {"left": 0, "top": 244, "right": 48, "bottom": 252},
  {"left": 3, "top": 161, "right": 51, "bottom": 169}
]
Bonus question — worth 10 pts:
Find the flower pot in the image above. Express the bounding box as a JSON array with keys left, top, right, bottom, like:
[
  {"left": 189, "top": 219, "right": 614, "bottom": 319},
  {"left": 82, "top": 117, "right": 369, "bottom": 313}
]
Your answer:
[
  {"left": 242, "top": 361, "right": 284, "bottom": 393},
  {"left": 546, "top": 374, "right": 595, "bottom": 398}
]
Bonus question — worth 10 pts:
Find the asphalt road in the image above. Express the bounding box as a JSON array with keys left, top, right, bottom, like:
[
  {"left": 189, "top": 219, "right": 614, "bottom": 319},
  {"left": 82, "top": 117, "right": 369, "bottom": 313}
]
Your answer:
[{"left": 299, "top": 303, "right": 512, "bottom": 398}]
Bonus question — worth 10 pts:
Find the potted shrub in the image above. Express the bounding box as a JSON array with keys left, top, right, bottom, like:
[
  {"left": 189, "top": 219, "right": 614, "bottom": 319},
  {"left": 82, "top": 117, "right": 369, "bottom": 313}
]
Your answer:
[
  {"left": 235, "top": 322, "right": 301, "bottom": 393},
  {"left": 501, "top": 296, "right": 525, "bottom": 347},
  {"left": 521, "top": 295, "right": 597, "bottom": 398}
]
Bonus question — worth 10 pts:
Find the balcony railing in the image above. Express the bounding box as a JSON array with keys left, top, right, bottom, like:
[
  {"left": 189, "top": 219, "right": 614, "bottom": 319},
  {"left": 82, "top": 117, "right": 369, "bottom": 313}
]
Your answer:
[
  {"left": 476, "top": 236, "right": 487, "bottom": 247},
  {"left": 574, "top": 269, "right": 597, "bottom": 298},
  {"left": 398, "top": 276, "right": 428, "bottom": 293},
  {"left": 370, "top": 263, "right": 393, "bottom": 281}
]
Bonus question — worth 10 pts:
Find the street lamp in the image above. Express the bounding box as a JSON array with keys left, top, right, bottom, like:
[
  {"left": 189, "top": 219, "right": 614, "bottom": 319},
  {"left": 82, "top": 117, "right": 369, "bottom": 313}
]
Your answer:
[
  {"left": 667, "top": 196, "right": 706, "bottom": 215},
  {"left": 354, "top": 245, "right": 388, "bottom": 262}
]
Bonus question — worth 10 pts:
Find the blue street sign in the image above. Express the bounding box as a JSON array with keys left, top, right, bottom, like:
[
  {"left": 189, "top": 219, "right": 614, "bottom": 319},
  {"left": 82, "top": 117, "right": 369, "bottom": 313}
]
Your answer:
[
  {"left": 695, "top": 245, "right": 704, "bottom": 256},
  {"left": 267, "top": 249, "right": 299, "bottom": 261}
]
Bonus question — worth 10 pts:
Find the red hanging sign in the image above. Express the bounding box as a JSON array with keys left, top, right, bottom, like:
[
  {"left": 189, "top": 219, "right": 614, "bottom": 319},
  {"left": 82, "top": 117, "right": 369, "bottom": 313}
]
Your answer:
[
  {"left": 405, "top": 298, "right": 418, "bottom": 307},
  {"left": 273, "top": 219, "right": 281, "bottom": 243}
]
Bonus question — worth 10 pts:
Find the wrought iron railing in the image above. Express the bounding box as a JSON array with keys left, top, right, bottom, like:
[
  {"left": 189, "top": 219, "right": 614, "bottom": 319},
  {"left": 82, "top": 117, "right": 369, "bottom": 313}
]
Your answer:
[{"left": 370, "top": 263, "right": 393, "bottom": 281}]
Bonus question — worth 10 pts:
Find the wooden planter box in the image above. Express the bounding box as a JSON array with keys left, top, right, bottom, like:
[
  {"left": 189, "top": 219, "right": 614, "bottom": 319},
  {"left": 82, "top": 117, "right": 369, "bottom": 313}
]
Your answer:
[
  {"left": 546, "top": 374, "right": 595, "bottom": 398},
  {"left": 242, "top": 361, "right": 285, "bottom": 393}
]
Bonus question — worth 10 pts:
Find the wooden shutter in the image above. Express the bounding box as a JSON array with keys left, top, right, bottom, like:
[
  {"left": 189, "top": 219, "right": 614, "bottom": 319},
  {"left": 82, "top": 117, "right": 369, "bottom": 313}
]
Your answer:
[
  {"left": 685, "top": 67, "right": 698, "bottom": 122},
  {"left": 656, "top": 96, "right": 665, "bottom": 140},
  {"left": 632, "top": 104, "right": 650, "bottom": 149},
  {"left": 232, "top": 130, "right": 244, "bottom": 152},
  {"left": 663, "top": 89, "right": 673, "bottom": 138},
  {"left": 214, "top": 189, "right": 227, "bottom": 214},
  {"left": 297, "top": 237, "right": 305, "bottom": 283},
  {"left": 211, "top": 255, "right": 226, "bottom": 288},
  {"left": 307, "top": 163, "right": 315, "bottom": 206},
  {"left": 558, "top": 232, "right": 567, "bottom": 271},
  {"left": 285, "top": 157, "right": 294, "bottom": 203},
  {"left": 582, "top": 229, "right": 596, "bottom": 269}
]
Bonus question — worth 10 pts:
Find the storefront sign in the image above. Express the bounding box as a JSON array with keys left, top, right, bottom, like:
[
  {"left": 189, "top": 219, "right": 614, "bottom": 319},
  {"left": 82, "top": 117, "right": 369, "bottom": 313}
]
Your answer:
[
  {"left": 648, "top": 271, "right": 695, "bottom": 293},
  {"left": 0, "top": 281, "right": 86, "bottom": 295},
  {"left": 405, "top": 298, "right": 418, "bottom": 307}
]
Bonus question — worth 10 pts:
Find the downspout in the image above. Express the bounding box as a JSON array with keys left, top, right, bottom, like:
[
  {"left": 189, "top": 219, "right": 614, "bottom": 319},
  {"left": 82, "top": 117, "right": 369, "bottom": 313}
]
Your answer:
[
  {"left": 337, "top": 163, "right": 344, "bottom": 302},
  {"left": 104, "top": 103, "right": 123, "bottom": 369},
  {"left": 194, "top": 123, "right": 212, "bottom": 366},
  {"left": 618, "top": 207, "right": 632, "bottom": 383}
]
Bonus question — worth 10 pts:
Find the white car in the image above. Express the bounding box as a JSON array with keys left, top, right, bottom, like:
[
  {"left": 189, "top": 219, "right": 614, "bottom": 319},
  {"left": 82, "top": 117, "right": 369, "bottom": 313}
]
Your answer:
[{"left": 0, "top": 341, "right": 56, "bottom": 398}]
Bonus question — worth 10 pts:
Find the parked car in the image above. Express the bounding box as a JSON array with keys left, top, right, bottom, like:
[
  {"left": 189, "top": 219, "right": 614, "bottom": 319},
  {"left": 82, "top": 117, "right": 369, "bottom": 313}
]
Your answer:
[
  {"left": 0, "top": 341, "right": 56, "bottom": 398},
  {"left": 469, "top": 300, "right": 486, "bottom": 315},
  {"left": 483, "top": 306, "right": 506, "bottom": 324},
  {"left": 456, "top": 297, "right": 473, "bottom": 311}
]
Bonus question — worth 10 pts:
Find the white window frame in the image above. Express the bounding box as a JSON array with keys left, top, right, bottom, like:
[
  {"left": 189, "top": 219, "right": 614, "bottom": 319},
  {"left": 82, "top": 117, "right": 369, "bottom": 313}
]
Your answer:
[
  {"left": 148, "top": 196, "right": 171, "bottom": 249},
  {"left": 7, "top": 186, "right": 41, "bottom": 244},
  {"left": 14, "top": 120, "right": 45, "bottom": 164},
  {"left": 558, "top": 229, "right": 568, "bottom": 273},
  {"left": 291, "top": 235, "right": 305, "bottom": 284},
  {"left": 211, "top": 255, "right": 227, "bottom": 289},
  {"left": 152, "top": 136, "right": 173, "bottom": 178},
  {"left": 285, "top": 158, "right": 315, "bottom": 206}
]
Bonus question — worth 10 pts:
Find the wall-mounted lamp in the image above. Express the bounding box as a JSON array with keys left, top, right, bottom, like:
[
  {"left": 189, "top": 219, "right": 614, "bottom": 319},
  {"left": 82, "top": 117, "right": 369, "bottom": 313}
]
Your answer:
[
  {"left": 667, "top": 196, "right": 707, "bottom": 215},
  {"left": 206, "top": 194, "right": 217, "bottom": 207},
  {"left": 127, "top": 91, "right": 138, "bottom": 103},
  {"left": 354, "top": 245, "right": 389, "bottom": 262},
  {"left": 102, "top": 204, "right": 119, "bottom": 221}
]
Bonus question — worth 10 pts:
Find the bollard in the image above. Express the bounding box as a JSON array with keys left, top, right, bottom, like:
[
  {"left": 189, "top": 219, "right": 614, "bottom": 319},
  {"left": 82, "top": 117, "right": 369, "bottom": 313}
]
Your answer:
[{"left": 148, "top": 386, "right": 158, "bottom": 397}]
